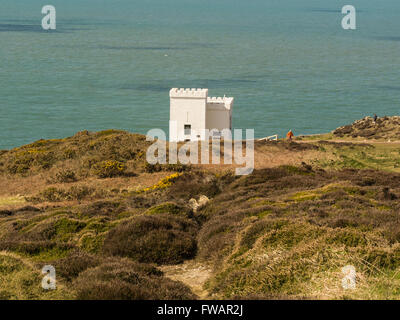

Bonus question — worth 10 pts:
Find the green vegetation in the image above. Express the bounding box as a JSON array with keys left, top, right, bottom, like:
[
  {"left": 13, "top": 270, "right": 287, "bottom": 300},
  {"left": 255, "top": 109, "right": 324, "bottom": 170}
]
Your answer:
[
  {"left": 197, "top": 167, "right": 400, "bottom": 299},
  {"left": 312, "top": 142, "right": 400, "bottom": 173},
  {"left": 2, "top": 123, "right": 400, "bottom": 299},
  {"left": 0, "top": 130, "right": 151, "bottom": 177},
  {"left": 0, "top": 253, "right": 74, "bottom": 300},
  {"left": 92, "top": 160, "right": 126, "bottom": 178},
  {"left": 103, "top": 214, "right": 197, "bottom": 264}
]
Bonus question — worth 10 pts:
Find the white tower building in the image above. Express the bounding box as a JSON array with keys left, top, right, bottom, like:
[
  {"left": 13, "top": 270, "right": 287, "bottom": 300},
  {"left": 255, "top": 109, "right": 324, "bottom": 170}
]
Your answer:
[{"left": 169, "top": 88, "right": 234, "bottom": 142}]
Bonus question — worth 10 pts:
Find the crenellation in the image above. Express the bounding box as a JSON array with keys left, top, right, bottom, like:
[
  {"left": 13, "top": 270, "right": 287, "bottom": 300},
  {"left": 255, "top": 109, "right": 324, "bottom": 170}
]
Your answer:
[
  {"left": 207, "top": 96, "right": 234, "bottom": 111},
  {"left": 170, "top": 88, "right": 208, "bottom": 98}
]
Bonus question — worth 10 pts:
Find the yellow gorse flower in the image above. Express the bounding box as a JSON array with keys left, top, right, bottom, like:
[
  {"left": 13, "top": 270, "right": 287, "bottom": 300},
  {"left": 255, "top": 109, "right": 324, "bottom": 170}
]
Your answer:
[{"left": 142, "top": 173, "right": 182, "bottom": 192}]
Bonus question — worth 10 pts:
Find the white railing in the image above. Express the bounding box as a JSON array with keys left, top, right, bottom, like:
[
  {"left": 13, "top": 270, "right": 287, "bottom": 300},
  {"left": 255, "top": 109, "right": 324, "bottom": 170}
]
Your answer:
[{"left": 258, "top": 135, "right": 278, "bottom": 141}]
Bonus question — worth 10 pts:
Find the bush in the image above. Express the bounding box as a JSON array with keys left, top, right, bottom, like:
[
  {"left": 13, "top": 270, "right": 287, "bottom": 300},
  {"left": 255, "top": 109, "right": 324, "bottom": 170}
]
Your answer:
[
  {"left": 53, "top": 169, "right": 77, "bottom": 183},
  {"left": 103, "top": 214, "right": 198, "bottom": 264},
  {"left": 92, "top": 160, "right": 126, "bottom": 178},
  {"left": 73, "top": 259, "right": 195, "bottom": 300},
  {"left": 81, "top": 200, "right": 127, "bottom": 217},
  {"left": 66, "top": 186, "right": 95, "bottom": 201},
  {"left": 167, "top": 172, "right": 221, "bottom": 200},
  {"left": 144, "top": 163, "right": 162, "bottom": 173},
  {"left": 53, "top": 251, "right": 101, "bottom": 281},
  {"left": 144, "top": 162, "right": 191, "bottom": 174},
  {"left": 36, "top": 187, "right": 65, "bottom": 202},
  {"left": 27, "top": 186, "right": 95, "bottom": 202}
]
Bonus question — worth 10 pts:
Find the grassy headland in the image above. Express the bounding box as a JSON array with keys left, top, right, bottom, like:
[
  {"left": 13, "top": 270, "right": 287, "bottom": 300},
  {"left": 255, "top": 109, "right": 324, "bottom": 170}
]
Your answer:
[{"left": 1, "top": 117, "right": 400, "bottom": 300}]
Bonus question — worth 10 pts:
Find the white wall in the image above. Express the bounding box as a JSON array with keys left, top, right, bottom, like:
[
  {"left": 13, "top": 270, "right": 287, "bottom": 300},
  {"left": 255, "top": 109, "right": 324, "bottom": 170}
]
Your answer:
[
  {"left": 169, "top": 89, "right": 208, "bottom": 141},
  {"left": 206, "top": 103, "right": 232, "bottom": 132},
  {"left": 169, "top": 88, "right": 233, "bottom": 142}
]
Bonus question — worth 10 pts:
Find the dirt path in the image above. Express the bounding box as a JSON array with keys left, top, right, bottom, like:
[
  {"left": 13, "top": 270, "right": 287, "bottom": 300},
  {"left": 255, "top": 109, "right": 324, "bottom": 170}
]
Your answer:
[
  {"left": 297, "top": 138, "right": 400, "bottom": 145},
  {"left": 160, "top": 262, "right": 213, "bottom": 299}
]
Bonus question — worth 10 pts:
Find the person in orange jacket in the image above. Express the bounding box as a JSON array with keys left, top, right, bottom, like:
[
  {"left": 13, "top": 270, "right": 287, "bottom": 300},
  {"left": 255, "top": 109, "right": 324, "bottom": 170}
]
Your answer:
[{"left": 286, "top": 130, "right": 294, "bottom": 140}]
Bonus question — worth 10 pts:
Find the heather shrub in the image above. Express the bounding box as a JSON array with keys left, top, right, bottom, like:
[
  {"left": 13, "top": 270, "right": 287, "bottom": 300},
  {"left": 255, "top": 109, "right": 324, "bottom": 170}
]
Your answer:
[
  {"left": 81, "top": 200, "right": 127, "bottom": 217},
  {"left": 53, "top": 251, "right": 102, "bottom": 281},
  {"left": 103, "top": 214, "right": 198, "bottom": 264},
  {"left": 73, "top": 260, "right": 195, "bottom": 300},
  {"left": 167, "top": 172, "right": 221, "bottom": 200}
]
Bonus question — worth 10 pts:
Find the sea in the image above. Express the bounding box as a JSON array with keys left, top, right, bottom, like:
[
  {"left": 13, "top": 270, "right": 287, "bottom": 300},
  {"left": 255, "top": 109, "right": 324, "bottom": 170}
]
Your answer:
[{"left": 1, "top": 0, "right": 399, "bottom": 149}]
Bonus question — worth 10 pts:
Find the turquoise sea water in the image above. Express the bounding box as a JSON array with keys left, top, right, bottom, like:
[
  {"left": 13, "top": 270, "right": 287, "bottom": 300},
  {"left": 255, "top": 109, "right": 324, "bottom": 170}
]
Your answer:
[{"left": 1, "top": 0, "right": 399, "bottom": 149}]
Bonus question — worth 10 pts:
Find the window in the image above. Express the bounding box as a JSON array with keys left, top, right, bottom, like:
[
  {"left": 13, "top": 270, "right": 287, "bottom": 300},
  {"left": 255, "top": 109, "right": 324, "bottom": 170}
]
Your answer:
[{"left": 184, "top": 124, "right": 191, "bottom": 135}]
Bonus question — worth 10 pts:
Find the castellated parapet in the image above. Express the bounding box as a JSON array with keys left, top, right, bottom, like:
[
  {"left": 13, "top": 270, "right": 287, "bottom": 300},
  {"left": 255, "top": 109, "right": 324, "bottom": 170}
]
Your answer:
[
  {"left": 207, "top": 97, "right": 234, "bottom": 110},
  {"left": 170, "top": 88, "right": 209, "bottom": 99},
  {"left": 169, "top": 88, "right": 234, "bottom": 142}
]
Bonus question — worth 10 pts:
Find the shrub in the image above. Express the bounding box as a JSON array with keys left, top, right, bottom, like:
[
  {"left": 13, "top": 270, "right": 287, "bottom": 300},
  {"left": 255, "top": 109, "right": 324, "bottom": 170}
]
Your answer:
[
  {"left": 63, "top": 149, "right": 76, "bottom": 159},
  {"left": 144, "top": 163, "right": 162, "bottom": 173},
  {"left": 27, "top": 186, "right": 95, "bottom": 202},
  {"left": 65, "top": 186, "right": 94, "bottom": 201},
  {"left": 165, "top": 163, "right": 191, "bottom": 172},
  {"left": 35, "top": 187, "right": 66, "bottom": 202},
  {"left": 73, "top": 259, "right": 195, "bottom": 300},
  {"left": 144, "top": 162, "right": 190, "bottom": 174},
  {"left": 53, "top": 169, "right": 77, "bottom": 183},
  {"left": 103, "top": 214, "right": 197, "bottom": 264},
  {"left": 92, "top": 160, "right": 126, "bottom": 178},
  {"left": 81, "top": 200, "right": 127, "bottom": 217},
  {"left": 167, "top": 172, "right": 221, "bottom": 200},
  {"left": 142, "top": 173, "right": 182, "bottom": 192},
  {"left": 53, "top": 251, "right": 102, "bottom": 281}
]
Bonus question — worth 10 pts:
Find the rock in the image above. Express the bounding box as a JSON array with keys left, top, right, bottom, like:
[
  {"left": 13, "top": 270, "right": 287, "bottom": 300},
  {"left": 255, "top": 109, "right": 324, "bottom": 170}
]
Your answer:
[
  {"left": 189, "top": 195, "right": 210, "bottom": 212},
  {"left": 189, "top": 198, "right": 199, "bottom": 212},
  {"left": 333, "top": 116, "right": 400, "bottom": 140},
  {"left": 198, "top": 195, "right": 209, "bottom": 207}
]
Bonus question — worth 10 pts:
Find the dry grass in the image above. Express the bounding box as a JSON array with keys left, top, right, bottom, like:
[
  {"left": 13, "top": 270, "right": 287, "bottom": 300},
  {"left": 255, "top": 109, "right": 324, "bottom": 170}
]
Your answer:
[
  {"left": 1, "top": 125, "right": 400, "bottom": 299},
  {"left": 196, "top": 167, "right": 400, "bottom": 299}
]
